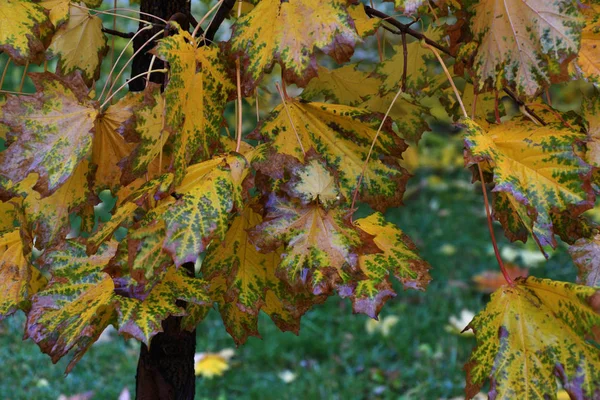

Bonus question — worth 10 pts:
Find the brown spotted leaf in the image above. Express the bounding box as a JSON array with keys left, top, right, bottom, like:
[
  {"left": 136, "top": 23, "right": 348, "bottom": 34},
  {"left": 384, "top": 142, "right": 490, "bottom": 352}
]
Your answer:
[
  {"left": 0, "top": 0, "right": 53, "bottom": 64},
  {"left": 0, "top": 229, "right": 47, "bottom": 319},
  {"left": 464, "top": 277, "right": 600, "bottom": 400},
  {"left": 0, "top": 72, "right": 97, "bottom": 197},
  {"left": 569, "top": 234, "right": 600, "bottom": 287},
  {"left": 25, "top": 240, "right": 117, "bottom": 373},
  {"left": 230, "top": 0, "right": 360, "bottom": 91}
]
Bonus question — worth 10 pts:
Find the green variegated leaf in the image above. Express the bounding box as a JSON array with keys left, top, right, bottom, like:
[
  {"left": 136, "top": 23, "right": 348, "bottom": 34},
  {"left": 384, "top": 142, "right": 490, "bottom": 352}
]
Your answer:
[
  {"left": 230, "top": 0, "right": 360, "bottom": 91},
  {"left": 468, "top": 0, "right": 583, "bottom": 97},
  {"left": 114, "top": 266, "right": 210, "bottom": 345},
  {"left": 47, "top": 4, "right": 108, "bottom": 85},
  {"left": 463, "top": 118, "right": 594, "bottom": 249},
  {"left": 153, "top": 31, "right": 234, "bottom": 183},
  {"left": 255, "top": 98, "right": 408, "bottom": 211},
  {"left": 25, "top": 240, "right": 117, "bottom": 373},
  {"left": 465, "top": 277, "right": 600, "bottom": 399},
  {"left": 302, "top": 65, "right": 381, "bottom": 106},
  {"left": 353, "top": 212, "right": 431, "bottom": 318},
  {"left": 123, "top": 219, "right": 171, "bottom": 288},
  {"left": 0, "top": 0, "right": 53, "bottom": 64},
  {"left": 249, "top": 196, "right": 365, "bottom": 293},
  {"left": 86, "top": 201, "right": 138, "bottom": 255},
  {"left": 0, "top": 229, "right": 47, "bottom": 319},
  {"left": 161, "top": 155, "right": 247, "bottom": 266},
  {"left": 0, "top": 72, "right": 97, "bottom": 197}
]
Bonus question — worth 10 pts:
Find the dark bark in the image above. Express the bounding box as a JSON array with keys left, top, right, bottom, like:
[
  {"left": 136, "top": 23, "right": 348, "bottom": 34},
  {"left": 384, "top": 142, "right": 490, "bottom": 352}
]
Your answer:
[
  {"left": 135, "top": 262, "right": 197, "bottom": 400},
  {"left": 128, "top": 0, "right": 189, "bottom": 92}
]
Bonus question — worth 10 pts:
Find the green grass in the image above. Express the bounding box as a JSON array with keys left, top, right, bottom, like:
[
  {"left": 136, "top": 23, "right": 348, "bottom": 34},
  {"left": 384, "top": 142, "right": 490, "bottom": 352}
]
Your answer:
[{"left": 0, "top": 169, "right": 576, "bottom": 399}]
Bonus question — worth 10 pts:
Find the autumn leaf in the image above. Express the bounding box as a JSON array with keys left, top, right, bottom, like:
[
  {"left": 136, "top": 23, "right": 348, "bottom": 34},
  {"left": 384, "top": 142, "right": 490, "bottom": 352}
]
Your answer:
[
  {"left": 25, "top": 240, "right": 117, "bottom": 373},
  {"left": 0, "top": 0, "right": 53, "bottom": 64},
  {"left": 463, "top": 118, "right": 594, "bottom": 248},
  {"left": 302, "top": 65, "right": 380, "bottom": 106},
  {"left": 153, "top": 31, "right": 233, "bottom": 183},
  {"left": 376, "top": 26, "right": 445, "bottom": 95},
  {"left": 249, "top": 196, "right": 366, "bottom": 292},
  {"left": 114, "top": 266, "right": 210, "bottom": 345},
  {"left": 464, "top": 277, "right": 600, "bottom": 399},
  {"left": 93, "top": 91, "right": 142, "bottom": 190},
  {"left": 230, "top": 0, "right": 360, "bottom": 91},
  {"left": 569, "top": 234, "right": 600, "bottom": 287},
  {"left": 86, "top": 201, "right": 138, "bottom": 256},
  {"left": 352, "top": 212, "right": 431, "bottom": 318},
  {"left": 287, "top": 160, "right": 339, "bottom": 207},
  {"left": 21, "top": 159, "right": 90, "bottom": 249},
  {"left": 39, "top": 0, "right": 71, "bottom": 27},
  {"left": 468, "top": 0, "right": 583, "bottom": 97},
  {"left": 389, "top": 0, "right": 427, "bottom": 15},
  {"left": 0, "top": 229, "right": 47, "bottom": 319},
  {"left": 254, "top": 98, "right": 408, "bottom": 211},
  {"left": 574, "top": 3, "right": 600, "bottom": 84},
  {"left": 118, "top": 86, "right": 169, "bottom": 185},
  {"left": 0, "top": 72, "right": 97, "bottom": 197},
  {"left": 203, "top": 207, "right": 305, "bottom": 344},
  {"left": 47, "top": 4, "right": 108, "bottom": 86},
  {"left": 347, "top": 3, "right": 380, "bottom": 37},
  {"left": 160, "top": 155, "right": 247, "bottom": 266},
  {"left": 472, "top": 264, "right": 529, "bottom": 294}
]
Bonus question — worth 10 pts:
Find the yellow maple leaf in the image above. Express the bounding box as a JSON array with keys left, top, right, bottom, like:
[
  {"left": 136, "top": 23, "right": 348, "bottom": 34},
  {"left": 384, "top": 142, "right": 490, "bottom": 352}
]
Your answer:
[
  {"left": 230, "top": 0, "right": 360, "bottom": 90},
  {"left": 465, "top": 277, "right": 600, "bottom": 399},
  {"left": 469, "top": 0, "right": 583, "bottom": 97},
  {"left": 194, "top": 349, "right": 235, "bottom": 378},
  {"left": 39, "top": 0, "right": 71, "bottom": 27},
  {"left": 47, "top": 4, "right": 108, "bottom": 86},
  {"left": 0, "top": 0, "right": 53, "bottom": 64},
  {"left": 574, "top": 3, "right": 600, "bottom": 84}
]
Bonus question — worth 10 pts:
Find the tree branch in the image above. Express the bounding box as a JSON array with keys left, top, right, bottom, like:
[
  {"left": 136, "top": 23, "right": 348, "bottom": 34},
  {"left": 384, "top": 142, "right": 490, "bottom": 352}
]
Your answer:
[
  {"left": 102, "top": 27, "right": 135, "bottom": 39},
  {"left": 364, "top": 5, "right": 547, "bottom": 126},
  {"left": 202, "top": 0, "right": 236, "bottom": 44}
]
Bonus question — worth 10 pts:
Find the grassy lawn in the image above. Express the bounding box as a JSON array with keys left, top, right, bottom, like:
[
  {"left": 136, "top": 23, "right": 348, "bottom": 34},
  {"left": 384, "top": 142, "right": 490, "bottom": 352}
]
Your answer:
[{"left": 0, "top": 168, "right": 576, "bottom": 400}]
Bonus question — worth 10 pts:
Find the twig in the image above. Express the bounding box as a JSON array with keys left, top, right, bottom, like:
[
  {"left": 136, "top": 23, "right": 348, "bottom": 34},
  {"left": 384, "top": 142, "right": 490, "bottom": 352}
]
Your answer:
[
  {"left": 401, "top": 32, "right": 408, "bottom": 92},
  {"left": 0, "top": 58, "right": 10, "bottom": 90},
  {"left": 478, "top": 164, "right": 514, "bottom": 286},
  {"left": 365, "top": 5, "right": 547, "bottom": 126},
  {"left": 102, "top": 28, "right": 135, "bottom": 39},
  {"left": 18, "top": 62, "right": 29, "bottom": 93},
  {"left": 235, "top": 0, "right": 243, "bottom": 153},
  {"left": 203, "top": 0, "right": 237, "bottom": 43}
]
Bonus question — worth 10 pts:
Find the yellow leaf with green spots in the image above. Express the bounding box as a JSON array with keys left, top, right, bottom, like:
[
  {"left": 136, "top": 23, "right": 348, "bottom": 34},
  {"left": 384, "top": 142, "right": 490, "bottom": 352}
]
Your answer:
[
  {"left": 0, "top": 229, "right": 47, "bottom": 319},
  {"left": 153, "top": 31, "right": 234, "bottom": 183},
  {"left": 204, "top": 207, "right": 294, "bottom": 344},
  {"left": 347, "top": 3, "right": 380, "bottom": 37},
  {"left": 249, "top": 196, "right": 366, "bottom": 292},
  {"left": 47, "top": 4, "right": 108, "bottom": 86},
  {"left": 255, "top": 98, "right": 408, "bottom": 211},
  {"left": 114, "top": 266, "right": 210, "bottom": 345},
  {"left": 0, "top": 72, "right": 97, "bottom": 197},
  {"left": 0, "top": 200, "right": 18, "bottom": 233},
  {"left": 302, "top": 65, "right": 380, "bottom": 106},
  {"left": 230, "top": 0, "right": 360, "bottom": 90},
  {"left": 0, "top": 0, "right": 53, "bottom": 64},
  {"left": 464, "top": 277, "right": 600, "bottom": 399},
  {"left": 359, "top": 92, "right": 429, "bottom": 143},
  {"left": 25, "top": 240, "right": 117, "bottom": 373},
  {"left": 353, "top": 212, "right": 431, "bottom": 318},
  {"left": 463, "top": 118, "right": 594, "bottom": 249},
  {"left": 39, "top": 0, "right": 70, "bottom": 27},
  {"left": 376, "top": 26, "right": 444, "bottom": 95},
  {"left": 86, "top": 201, "right": 138, "bottom": 255},
  {"left": 21, "top": 159, "right": 89, "bottom": 249},
  {"left": 458, "top": 83, "right": 496, "bottom": 129},
  {"left": 575, "top": 4, "right": 600, "bottom": 84},
  {"left": 468, "top": 0, "right": 583, "bottom": 97},
  {"left": 119, "top": 86, "right": 170, "bottom": 185},
  {"left": 582, "top": 95, "right": 600, "bottom": 169},
  {"left": 93, "top": 91, "right": 142, "bottom": 190},
  {"left": 161, "top": 155, "right": 247, "bottom": 266}
]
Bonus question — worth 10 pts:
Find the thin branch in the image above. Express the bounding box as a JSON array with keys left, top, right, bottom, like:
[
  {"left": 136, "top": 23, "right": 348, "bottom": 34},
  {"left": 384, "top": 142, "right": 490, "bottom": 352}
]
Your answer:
[
  {"left": 102, "top": 27, "right": 135, "bottom": 39},
  {"left": 235, "top": 0, "right": 243, "bottom": 153},
  {"left": 401, "top": 32, "right": 408, "bottom": 92},
  {"left": 0, "top": 58, "right": 10, "bottom": 90},
  {"left": 203, "top": 0, "right": 237, "bottom": 43},
  {"left": 18, "top": 62, "right": 29, "bottom": 93},
  {"left": 192, "top": 0, "right": 223, "bottom": 38},
  {"left": 478, "top": 163, "right": 514, "bottom": 286},
  {"left": 365, "top": 5, "right": 547, "bottom": 126}
]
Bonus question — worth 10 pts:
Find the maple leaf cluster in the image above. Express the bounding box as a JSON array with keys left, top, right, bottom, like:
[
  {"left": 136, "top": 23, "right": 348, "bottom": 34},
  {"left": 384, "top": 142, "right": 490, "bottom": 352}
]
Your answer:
[{"left": 0, "top": 0, "right": 599, "bottom": 398}]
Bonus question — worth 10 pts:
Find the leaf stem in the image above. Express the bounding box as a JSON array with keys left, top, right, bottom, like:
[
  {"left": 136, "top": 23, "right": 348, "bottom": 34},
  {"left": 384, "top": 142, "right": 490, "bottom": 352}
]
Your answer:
[
  {"left": 235, "top": 1, "right": 243, "bottom": 153},
  {"left": 0, "top": 58, "right": 11, "bottom": 90},
  {"left": 192, "top": 0, "right": 223, "bottom": 39},
  {"left": 350, "top": 85, "right": 405, "bottom": 221},
  {"left": 425, "top": 44, "right": 467, "bottom": 119},
  {"left": 73, "top": 3, "right": 167, "bottom": 25},
  {"left": 478, "top": 163, "right": 514, "bottom": 286},
  {"left": 18, "top": 62, "right": 29, "bottom": 93},
  {"left": 100, "top": 69, "right": 168, "bottom": 109},
  {"left": 99, "top": 24, "right": 153, "bottom": 101}
]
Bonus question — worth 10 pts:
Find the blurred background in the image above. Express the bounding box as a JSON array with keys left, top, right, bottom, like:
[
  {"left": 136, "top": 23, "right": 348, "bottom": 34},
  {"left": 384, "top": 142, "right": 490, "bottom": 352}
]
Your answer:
[{"left": 0, "top": 0, "right": 591, "bottom": 399}]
